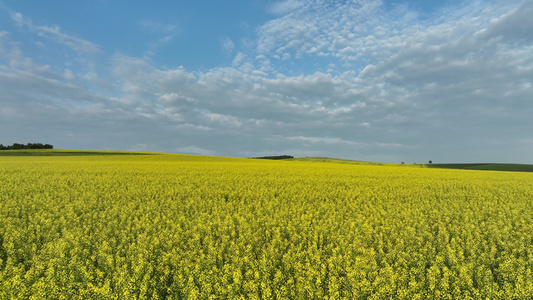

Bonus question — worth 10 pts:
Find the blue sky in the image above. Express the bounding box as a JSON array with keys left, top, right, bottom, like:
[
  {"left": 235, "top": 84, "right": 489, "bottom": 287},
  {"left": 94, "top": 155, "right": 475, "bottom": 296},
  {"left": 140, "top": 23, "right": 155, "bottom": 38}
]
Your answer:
[{"left": 1, "top": 0, "right": 532, "bottom": 163}]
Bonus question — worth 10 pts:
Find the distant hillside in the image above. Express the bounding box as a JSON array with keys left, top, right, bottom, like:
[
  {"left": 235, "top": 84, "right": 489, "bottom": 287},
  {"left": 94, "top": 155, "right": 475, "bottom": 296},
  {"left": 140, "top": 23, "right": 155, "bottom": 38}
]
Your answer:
[
  {"left": 0, "top": 149, "right": 153, "bottom": 156},
  {"left": 291, "top": 157, "right": 533, "bottom": 173},
  {"left": 428, "top": 163, "right": 533, "bottom": 172},
  {"left": 288, "top": 157, "right": 424, "bottom": 167},
  {"left": 4, "top": 150, "right": 530, "bottom": 173}
]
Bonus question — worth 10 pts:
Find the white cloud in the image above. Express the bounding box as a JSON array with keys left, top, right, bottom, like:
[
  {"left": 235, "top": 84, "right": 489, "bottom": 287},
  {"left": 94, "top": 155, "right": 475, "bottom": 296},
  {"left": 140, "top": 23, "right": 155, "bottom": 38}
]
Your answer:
[
  {"left": 482, "top": 1, "right": 533, "bottom": 43},
  {"left": 257, "top": 0, "right": 386, "bottom": 59}
]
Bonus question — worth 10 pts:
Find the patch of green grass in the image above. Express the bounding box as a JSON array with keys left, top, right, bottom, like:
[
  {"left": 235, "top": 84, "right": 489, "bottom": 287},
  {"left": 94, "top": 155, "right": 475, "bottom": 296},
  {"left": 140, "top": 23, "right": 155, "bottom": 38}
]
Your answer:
[
  {"left": 0, "top": 149, "right": 153, "bottom": 156},
  {"left": 428, "top": 163, "right": 533, "bottom": 172}
]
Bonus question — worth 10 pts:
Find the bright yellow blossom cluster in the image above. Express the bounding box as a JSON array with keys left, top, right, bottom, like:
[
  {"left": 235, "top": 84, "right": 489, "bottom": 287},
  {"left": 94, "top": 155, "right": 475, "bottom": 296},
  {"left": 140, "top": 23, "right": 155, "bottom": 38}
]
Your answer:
[{"left": 1, "top": 153, "right": 532, "bottom": 299}]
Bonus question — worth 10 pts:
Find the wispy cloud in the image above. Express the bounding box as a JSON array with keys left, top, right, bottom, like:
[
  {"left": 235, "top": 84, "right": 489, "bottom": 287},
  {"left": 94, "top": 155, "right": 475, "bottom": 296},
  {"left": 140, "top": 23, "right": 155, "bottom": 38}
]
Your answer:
[
  {"left": 11, "top": 12, "right": 100, "bottom": 55},
  {"left": 139, "top": 20, "right": 178, "bottom": 33},
  {"left": 138, "top": 20, "right": 180, "bottom": 57},
  {"left": 269, "top": 0, "right": 304, "bottom": 14},
  {"left": 221, "top": 37, "right": 235, "bottom": 54}
]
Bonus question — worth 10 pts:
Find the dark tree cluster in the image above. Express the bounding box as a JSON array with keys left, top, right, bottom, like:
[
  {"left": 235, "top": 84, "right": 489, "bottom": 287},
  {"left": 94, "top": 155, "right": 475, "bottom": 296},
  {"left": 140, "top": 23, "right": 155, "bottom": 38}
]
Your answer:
[
  {"left": 0, "top": 143, "right": 54, "bottom": 150},
  {"left": 252, "top": 155, "right": 294, "bottom": 160}
]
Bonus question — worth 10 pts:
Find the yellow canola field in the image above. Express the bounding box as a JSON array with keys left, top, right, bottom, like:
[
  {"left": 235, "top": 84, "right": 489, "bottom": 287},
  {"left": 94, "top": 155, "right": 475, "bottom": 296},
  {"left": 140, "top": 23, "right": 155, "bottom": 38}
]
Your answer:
[{"left": 1, "top": 153, "right": 533, "bottom": 299}]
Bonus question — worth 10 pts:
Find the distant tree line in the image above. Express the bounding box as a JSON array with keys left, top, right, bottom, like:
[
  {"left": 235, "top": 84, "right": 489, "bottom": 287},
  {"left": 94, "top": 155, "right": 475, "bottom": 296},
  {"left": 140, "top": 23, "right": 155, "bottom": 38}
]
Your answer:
[
  {"left": 252, "top": 155, "right": 294, "bottom": 160},
  {"left": 0, "top": 143, "right": 54, "bottom": 150}
]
